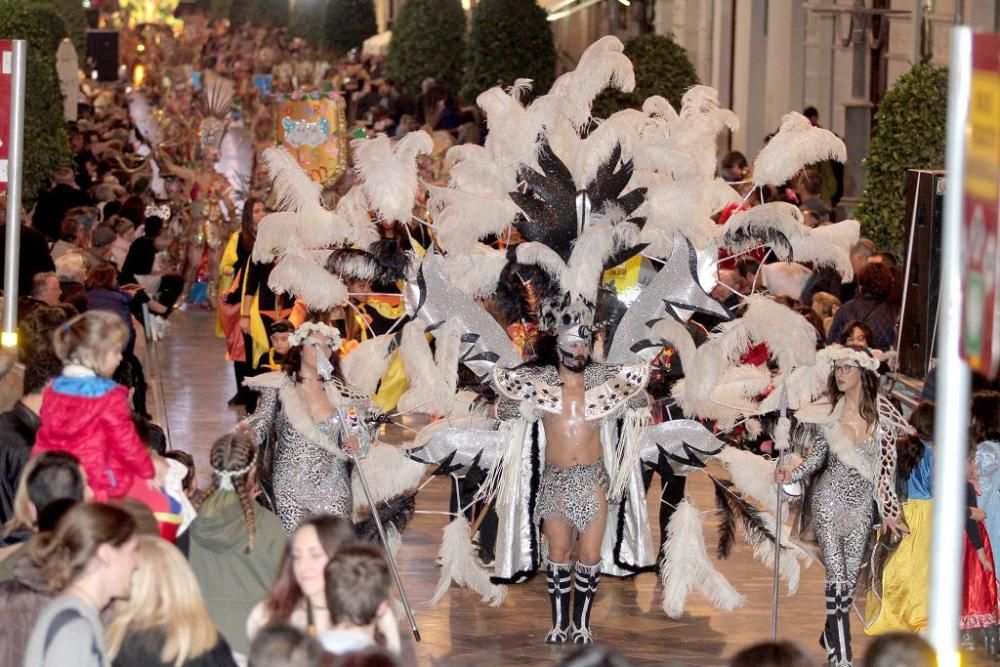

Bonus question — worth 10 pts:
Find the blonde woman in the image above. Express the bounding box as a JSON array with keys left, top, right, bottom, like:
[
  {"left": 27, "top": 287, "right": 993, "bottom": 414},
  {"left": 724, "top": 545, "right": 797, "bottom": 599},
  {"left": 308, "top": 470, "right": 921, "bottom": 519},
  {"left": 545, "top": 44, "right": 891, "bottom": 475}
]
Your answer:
[{"left": 105, "top": 536, "right": 237, "bottom": 667}]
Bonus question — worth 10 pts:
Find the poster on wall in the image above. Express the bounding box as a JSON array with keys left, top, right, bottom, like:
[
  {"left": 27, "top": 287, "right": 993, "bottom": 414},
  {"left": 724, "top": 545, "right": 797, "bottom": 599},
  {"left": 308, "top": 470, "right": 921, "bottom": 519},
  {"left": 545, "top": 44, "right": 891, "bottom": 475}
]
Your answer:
[
  {"left": 275, "top": 91, "right": 349, "bottom": 187},
  {"left": 962, "top": 33, "right": 1000, "bottom": 379}
]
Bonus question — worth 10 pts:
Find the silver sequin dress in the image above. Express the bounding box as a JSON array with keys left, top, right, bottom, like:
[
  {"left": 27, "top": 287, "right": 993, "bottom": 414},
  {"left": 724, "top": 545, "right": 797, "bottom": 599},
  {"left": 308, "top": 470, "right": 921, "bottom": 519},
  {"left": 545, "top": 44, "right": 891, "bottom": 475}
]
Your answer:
[
  {"left": 791, "top": 421, "right": 901, "bottom": 589},
  {"left": 241, "top": 374, "right": 375, "bottom": 533}
]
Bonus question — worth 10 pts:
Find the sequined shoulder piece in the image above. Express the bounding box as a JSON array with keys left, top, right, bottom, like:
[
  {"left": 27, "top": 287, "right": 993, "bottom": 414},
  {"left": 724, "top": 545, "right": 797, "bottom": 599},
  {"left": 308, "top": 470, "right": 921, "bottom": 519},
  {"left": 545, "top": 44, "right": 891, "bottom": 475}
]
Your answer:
[{"left": 493, "top": 363, "right": 648, "bottom": 420}]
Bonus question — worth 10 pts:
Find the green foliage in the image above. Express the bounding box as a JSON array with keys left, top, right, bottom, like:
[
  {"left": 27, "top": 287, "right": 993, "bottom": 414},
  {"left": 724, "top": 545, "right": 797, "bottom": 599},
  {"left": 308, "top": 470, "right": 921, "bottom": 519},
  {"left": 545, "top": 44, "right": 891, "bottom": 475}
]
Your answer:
[
  {"left": 289, "top": 0, "right": 327, "bottom": 46},
  {"left": 0, "top": 1, "right": 71, "bottom": 202},
  {"left": 462, "top": 0, "right": 555, "bottom": 102},
  {"left": 386, "top": 0, "right": 465, "bottom": 94},
  {"left": 592, "top": 33, "right": 698, "bottom": 119},
  {"left": 30, "top": 0, "right": 86, "bottom": 55},
  {"left": 325, "top": 0, "right": 376, "bottom": 55},
  {"left": 856, "top": 63, "right": 948, "bottom": 253}
]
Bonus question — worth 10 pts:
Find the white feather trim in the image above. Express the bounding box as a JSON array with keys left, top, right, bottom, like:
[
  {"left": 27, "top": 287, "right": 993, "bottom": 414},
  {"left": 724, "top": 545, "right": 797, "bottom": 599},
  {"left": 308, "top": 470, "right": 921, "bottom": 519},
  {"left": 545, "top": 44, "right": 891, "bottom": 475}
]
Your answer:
[
  {"left": 352, "top": 443, "right": 426, "bottom": 511},
  {"left": 660, "top": 499, "right": 745, "bottom": 618},
  {"left": 749, "top": 512, "right": 814, "bottom": 596},
  {"left": 791, "top": 219, "right": 860, "bottom": 280},
  {"left": 340, "top": 334, "right": 396, "bottom": 398},
  {"left": 752, "top": 112, "right": 847, "bottom": 188},
  {"left": 430, "top": 516, "right": 507, "bottom": 607}
]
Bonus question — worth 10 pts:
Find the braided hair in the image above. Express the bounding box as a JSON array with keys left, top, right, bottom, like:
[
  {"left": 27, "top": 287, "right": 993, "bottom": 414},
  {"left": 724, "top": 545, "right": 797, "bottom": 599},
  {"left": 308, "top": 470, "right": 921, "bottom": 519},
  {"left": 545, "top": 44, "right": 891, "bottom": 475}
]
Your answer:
[{"left": 195, "top": 432, "right": 258, "bottom": 553}]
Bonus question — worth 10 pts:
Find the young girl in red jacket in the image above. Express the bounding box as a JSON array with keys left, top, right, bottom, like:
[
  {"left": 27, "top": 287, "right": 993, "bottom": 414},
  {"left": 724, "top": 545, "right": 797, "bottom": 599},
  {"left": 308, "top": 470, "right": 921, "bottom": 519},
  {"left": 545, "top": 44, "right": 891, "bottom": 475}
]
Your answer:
[{"left": 31, "top": 310, "right": 154, "bottom": 501}]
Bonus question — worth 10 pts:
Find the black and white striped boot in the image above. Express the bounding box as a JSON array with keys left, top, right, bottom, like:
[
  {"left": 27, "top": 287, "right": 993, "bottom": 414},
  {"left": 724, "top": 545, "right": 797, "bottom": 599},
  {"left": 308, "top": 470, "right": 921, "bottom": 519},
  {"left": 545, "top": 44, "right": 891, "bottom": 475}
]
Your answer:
[
  {"left": 820, "top": 583, "right": 854, "bottom": 666},
  {"left": 571, "top": 561, "right": 601, "bottom": 645},
  {"left": 545, "top": 560, "right": 572, "bottom": 644}
]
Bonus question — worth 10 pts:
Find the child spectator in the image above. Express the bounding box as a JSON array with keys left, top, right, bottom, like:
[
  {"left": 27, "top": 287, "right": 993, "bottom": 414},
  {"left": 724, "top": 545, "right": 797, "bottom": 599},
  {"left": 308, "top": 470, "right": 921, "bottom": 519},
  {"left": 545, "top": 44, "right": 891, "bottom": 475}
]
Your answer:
[
  {"left": 189, "top": 432, "right": 285, "bottom": 656},
  {"left": 31, "top": 311, "right": 154, "bottom": 502},
  {"left": 316, "top": 543, "right": 391, "bottom": 656}
]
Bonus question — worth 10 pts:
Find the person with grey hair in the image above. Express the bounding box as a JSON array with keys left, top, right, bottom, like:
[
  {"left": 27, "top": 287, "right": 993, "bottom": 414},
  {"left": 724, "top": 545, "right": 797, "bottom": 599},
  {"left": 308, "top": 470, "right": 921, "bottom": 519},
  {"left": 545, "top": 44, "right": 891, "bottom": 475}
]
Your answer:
[
  {"left": 800, "top": 237, "right": 877, "bottom": 306},
  {"left": 109, "top": 217, "right": 135, "bottom": 269},
  {"left": 863, "top": 633, "right": 936, "bottom": 667}
]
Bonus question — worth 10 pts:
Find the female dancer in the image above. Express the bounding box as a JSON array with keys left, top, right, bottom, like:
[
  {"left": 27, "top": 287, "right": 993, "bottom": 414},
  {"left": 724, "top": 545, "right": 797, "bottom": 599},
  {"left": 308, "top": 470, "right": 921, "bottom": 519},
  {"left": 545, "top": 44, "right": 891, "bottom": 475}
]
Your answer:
[
  {"left": 776, "top": 345, "right": 908, "bottom": 667},
  {"left": 239, "top": 320, "right": 374, "bottom": 532}
]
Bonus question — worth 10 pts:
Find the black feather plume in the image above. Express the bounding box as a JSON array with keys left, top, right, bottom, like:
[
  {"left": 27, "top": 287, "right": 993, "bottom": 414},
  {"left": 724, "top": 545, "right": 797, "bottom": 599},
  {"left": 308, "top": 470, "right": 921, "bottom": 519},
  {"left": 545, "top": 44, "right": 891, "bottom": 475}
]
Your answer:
[
  {"left": 354, "top": 492, "right": 417, "bottom": 543},
  {"left": 714, "top": 479, "right": 737, "bottom": 559}
]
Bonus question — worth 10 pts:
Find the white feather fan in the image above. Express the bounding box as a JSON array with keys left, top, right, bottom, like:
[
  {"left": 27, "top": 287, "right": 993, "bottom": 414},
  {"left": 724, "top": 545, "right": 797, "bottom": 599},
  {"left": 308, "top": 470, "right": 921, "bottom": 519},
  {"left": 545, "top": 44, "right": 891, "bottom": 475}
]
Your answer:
[
  {"left": 352, "top": 132, "right": 433, "bottom": 223},
  {"left": 752, "top": 112, "right": 847, "bottom": 188},
  {"left": 660, "top": 499, "right": 745, "bottom": 618},
  {"left": 430, "top": 516, "right": 507, "bottom": 607}
]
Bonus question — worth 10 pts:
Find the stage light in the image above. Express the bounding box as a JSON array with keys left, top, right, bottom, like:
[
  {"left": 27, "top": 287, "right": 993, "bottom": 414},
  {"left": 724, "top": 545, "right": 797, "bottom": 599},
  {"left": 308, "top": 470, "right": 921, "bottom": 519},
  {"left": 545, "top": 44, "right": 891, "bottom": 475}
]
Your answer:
[{"left": 1, "top": 331, "right": 17, "bottom": 348}]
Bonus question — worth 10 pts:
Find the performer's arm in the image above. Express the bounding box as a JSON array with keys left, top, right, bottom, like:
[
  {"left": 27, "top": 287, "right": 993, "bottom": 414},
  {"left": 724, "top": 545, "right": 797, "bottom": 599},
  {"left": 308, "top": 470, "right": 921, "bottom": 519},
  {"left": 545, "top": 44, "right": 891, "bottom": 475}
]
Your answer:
[
  {"left": 789, "top": 430, "right": 827, "bottom": 483},
  {"left": 238, "top": 387, "right": 279, "bottom": 443}
]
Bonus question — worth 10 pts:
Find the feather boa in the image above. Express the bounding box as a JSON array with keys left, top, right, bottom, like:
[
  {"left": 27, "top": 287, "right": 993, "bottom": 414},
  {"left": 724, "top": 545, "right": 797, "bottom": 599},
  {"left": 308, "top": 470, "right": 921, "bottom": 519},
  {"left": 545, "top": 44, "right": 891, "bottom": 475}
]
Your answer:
[
  {"left": 660, "top": 499, "right": 745, "bottom": 618},
  {"left": 430, "top": 516, "right": 507, "bottom": 607}
]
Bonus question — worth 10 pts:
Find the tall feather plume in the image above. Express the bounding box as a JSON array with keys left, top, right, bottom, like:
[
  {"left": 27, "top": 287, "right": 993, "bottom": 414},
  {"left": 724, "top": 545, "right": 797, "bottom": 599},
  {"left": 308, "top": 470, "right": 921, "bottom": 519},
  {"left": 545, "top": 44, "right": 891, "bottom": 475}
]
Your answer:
[
  {"left": 477, "top": 85, "right": 543, "bottom": 173},
  {"left": 791, "top": 219, "right": 861, "bottom": 280},
  {"left": 267, "top": 247, "right": 347, "bottom": 311},
  {"left": 428, "top": 185, "right": 520, "bottom": 254},
  {"left": 717, "top": 446, "right": 779, "bottom": 511},
  {"left": 752, "top": 112, "right": 847, "bottom": 188},
  {"left": 648, "top": 316, "right": 697, "bottom": 372},
  {"left": 565, "top": 222, "right": 640, "bottom": 303},
  {"left": 352, "top": 131, "right": 433, "bottom": 222},
  {"left": 352, "top": 444, "right": 425, "bottom": 510},
  {"left": 642, "top": 95, "right": 678, "bottom": 121},
  {"left": 439, "top": 244, "right": 508, "bottom": 298},
  {"left": 545, "top": 36, "right": 635, "bottom": 130},
  {"left": 397, "top": 319, "right": 458, "bottom": 416},
  {"left": 711, "top": 295, "right": 817, "bottom": 372},
  {"left": 515, "top": 242, "right": 568, "bottom": 285},
  {"left": 262, "top": 147, "right": 324, "bottom": 214},
  {"left": 430, "top": 516, "right": 507, "bottom": 607},
  {"left": 660, "top": 499, "right": 745, "bottom": 618},
  {"left": 341, "top": 334, "right": 396, "bottom": 398},
  {"left": 254, "top": 211, "right": 304, "bottom": 262},
  {"left": 719, "top": 202, "right": 805, "bottom": 259},
  {"left": 569, "top": 110, "right": 645, "bottom": 188}
]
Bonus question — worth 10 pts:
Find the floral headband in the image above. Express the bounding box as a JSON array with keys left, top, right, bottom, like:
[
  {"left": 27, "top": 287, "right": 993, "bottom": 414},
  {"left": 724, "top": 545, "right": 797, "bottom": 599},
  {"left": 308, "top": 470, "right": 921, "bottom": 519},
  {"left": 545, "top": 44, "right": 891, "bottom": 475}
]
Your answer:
[
  {"left": 288, "top": 321, "right": 342, "bottom": 349},
  {"left": 826, "top": 345, "right": 880, "bottom": 375},
  {"left": 212, "top": 457, "right": 254, "bottom": 491}
]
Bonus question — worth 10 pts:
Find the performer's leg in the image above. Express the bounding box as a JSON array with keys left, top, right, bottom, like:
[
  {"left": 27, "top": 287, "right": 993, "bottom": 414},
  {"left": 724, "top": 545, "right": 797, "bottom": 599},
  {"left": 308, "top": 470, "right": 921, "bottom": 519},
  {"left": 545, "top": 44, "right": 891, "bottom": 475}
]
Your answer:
[
  {"left": 542, "top": 517, "right": 575, "bottom": 644},
  {"left": 572, "top": 488, "right": 607, "bottom": 645}
]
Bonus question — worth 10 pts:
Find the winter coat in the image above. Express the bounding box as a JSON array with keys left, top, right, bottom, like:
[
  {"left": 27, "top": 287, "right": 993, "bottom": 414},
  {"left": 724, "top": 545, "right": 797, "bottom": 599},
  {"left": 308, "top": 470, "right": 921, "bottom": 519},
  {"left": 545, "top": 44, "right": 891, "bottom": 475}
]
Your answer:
[
  {"left": 32, "top": 374, "right": 154, "bottom": 501},
  {"left": 0, "top": 401, "right": 40, "bottom": 525},
  {"left": 0, "top": 547, "right": 54, "bottom": 667},
  {"left": 188, "top": 491, "right": 285, "bottom": 655},
  {"left": 111, "top": 627, "right": 237, "bottom": 667}
]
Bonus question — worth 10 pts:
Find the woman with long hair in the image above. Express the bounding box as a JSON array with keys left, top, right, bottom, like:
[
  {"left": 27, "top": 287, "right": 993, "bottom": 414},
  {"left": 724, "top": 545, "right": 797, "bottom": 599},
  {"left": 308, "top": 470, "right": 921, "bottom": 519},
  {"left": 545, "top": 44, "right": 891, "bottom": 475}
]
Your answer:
[
  {"left": 775, "top": 345, "right": 908, "bottom": 667},
  {"left": 239, "top": 320, "right": 373, "bottom": 533},
  {"left": 24, "top": 502, "right": 140, "bottom": 667},
  {"left": 188, "top": 432, "right": 285, "bottom": 656},
  {"left": 245, "top": 514, "right": 401, "bottom": 654},
  {"left": 105, "top": 535, "right": 237, "bottom": 667}
]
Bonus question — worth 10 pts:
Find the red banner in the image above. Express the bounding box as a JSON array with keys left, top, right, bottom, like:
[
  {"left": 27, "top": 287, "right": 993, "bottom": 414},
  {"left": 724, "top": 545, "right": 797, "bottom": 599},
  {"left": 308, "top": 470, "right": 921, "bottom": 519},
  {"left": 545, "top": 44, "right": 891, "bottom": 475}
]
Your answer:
[
  {"left": 962, "top": 34, "right": 1000, "bottom": 378},
  {"left": 0, "top": 40, "right": 12, "bottom": 190}
]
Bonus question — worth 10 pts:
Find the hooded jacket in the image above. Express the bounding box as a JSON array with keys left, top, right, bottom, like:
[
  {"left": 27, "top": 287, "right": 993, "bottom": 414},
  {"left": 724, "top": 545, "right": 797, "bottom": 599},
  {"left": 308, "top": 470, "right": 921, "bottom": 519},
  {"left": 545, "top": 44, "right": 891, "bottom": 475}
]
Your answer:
[
  {"left": 0, "top": 546, "right": 54, "bottom": 667},
  {"left": 32, "top": 371, "right": 153, "bottom": 501},
  {"left": 188, "top": 491, "right": 285, "bottom": 655}
]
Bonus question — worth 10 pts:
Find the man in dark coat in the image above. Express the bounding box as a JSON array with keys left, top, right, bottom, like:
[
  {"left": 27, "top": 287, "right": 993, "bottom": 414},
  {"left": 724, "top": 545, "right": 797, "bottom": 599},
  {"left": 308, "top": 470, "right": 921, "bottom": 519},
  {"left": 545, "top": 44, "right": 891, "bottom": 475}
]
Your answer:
[{"left": 0, "top": 353, "right": 63, "bottom": 526}]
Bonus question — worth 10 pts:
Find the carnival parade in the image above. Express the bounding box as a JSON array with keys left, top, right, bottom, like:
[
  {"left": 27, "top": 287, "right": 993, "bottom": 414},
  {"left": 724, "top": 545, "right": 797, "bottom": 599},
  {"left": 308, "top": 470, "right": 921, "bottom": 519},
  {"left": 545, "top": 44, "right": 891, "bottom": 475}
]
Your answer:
[{"left": 0, "top": 1, "right": 998, "bottom": 666}]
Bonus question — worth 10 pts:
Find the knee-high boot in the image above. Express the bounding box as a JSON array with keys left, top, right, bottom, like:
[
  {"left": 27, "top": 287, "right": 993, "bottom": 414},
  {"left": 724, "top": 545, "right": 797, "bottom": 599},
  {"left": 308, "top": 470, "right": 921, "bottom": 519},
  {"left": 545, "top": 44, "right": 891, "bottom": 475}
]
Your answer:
[
  {"left": 544, "top": 560, "right": 572, "bottom": 644},
  {"left": 571, "top": 561, "right": 600, "bottom": 645},
  {"left": 821, "top": 583, "right": 853, "bottom": 666}
]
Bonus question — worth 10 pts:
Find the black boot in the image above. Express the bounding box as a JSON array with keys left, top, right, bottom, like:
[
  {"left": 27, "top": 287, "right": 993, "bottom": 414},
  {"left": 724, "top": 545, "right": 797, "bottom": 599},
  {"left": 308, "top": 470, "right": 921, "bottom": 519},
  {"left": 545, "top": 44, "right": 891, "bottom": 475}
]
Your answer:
[
  {"left": 820, "top": 583, "right": 853, "bottom": 666},
  {"left": 571, "top": 561, "right": 600, "bottom": 645},
  {"left": 544, "top": 560, "right": 572, "bottom": 644}
]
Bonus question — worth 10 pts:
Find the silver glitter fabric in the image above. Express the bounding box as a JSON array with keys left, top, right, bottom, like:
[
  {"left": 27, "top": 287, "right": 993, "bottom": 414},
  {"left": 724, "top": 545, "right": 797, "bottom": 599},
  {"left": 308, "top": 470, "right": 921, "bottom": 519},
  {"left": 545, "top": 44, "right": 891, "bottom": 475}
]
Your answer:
[
  {"left": 534, "top": 461, "right": 610, "bottom": 534},
  {"left": 791, "top": 433, "right": 880, "bottom": 588},
  {"left": 242, "top": 387, "right": 353, "bottom": 532}
]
